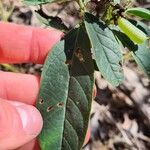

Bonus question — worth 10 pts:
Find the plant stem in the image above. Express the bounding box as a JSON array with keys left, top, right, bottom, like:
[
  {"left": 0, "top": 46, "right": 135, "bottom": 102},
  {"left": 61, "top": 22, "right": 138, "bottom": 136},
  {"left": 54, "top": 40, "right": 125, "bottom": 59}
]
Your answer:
[
  {"left": 76, "top": 0, "right": 85, "bottom": 14},
  {"left": 79, "top": 0, "right": 85, "bottom": 10},
  {"left": 0, "top": 0, "right": 3, "bottom": 19},
  {"left": 123, "top": 51, "right": 132, "bottom": 61},
  {"left": 0, "top": 0, "right": 14, "bottom": 21},
  {"left": 1, "top": 64, "right": 19, "bottom": 72}
]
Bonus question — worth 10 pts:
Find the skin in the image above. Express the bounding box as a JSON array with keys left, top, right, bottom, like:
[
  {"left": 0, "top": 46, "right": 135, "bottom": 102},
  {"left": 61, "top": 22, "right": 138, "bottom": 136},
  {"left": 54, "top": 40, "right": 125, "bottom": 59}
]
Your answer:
[{"left": 0, "top": 22, "right": 91, "bottom": 150}]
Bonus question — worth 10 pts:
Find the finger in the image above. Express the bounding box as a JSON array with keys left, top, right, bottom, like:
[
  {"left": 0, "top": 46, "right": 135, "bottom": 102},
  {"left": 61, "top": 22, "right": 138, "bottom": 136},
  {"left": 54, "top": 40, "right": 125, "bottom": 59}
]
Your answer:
[
  {"left": 83, "top": 127, "right": 91, "bottom": 146},
  {"left": 0, "top": 99, "right": 43, "bottom": 150},
  {"left": 93, "top": 84, "right": 97, "bottom": 98},
  {"left": 16, "top": 139, "right": 40, "bottom": 150},
  {"left": 0, "top": 22, "right": 63, "bottom": 64},
  {"left": 0, "top": 72, "right": 97, "bottom": 105},
  {"left": 0, "top": 71, "right": 40, "bottom": 105}
]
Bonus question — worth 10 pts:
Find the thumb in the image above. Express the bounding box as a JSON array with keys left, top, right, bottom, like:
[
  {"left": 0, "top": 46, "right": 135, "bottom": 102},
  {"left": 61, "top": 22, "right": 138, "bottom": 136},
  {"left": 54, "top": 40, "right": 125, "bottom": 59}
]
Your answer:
[{"left": 0, "top": 98, "right": 43, "bottom": 150}]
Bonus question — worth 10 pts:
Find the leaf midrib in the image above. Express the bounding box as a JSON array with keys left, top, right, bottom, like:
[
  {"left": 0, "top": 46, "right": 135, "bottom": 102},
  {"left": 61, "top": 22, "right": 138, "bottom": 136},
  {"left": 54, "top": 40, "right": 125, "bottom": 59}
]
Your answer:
[{"left": 61, "top": 28, "right": 80, "bottom": 150}]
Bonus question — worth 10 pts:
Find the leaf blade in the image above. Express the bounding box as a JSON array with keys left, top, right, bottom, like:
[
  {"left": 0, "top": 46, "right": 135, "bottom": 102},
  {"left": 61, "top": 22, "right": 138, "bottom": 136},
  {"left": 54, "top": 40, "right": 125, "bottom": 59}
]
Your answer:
[
  {"left": 37, "top": 26, "right": 94, "bottom": 150},
  {"left": 24, "top": 0, "right": 70, "bottom": 5},
  {"left": 24, "top": 0, "right": 54, "bottom": 5},
  {"left": 132, "top": 42, "right": 150, "bottom": 78},
  {"left": 84, "top": 12, "right": 123, "bottom": 86},
  {"left": 125, "top": 7, "right": 150, "bottom": 20},
  {"left": 38, "top": 40, "right": 69, "bottom": 149}
]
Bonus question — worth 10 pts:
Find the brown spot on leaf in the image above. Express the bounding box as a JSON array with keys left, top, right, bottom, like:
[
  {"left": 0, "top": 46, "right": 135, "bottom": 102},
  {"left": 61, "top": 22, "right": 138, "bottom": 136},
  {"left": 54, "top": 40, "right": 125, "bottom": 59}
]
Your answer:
[
  {"left": 47, "top": 106, "right": 53, "bottom": 112},
  {"left": 39, "top": 99, "right": 44, "bottom": 104},
  {"left": 76, "top": 101, "right": 79, "bottom": 105},
  {"left": 75, "top": 48, "right": 85, "bottom": 63},
  {"left": 57, "top": 102, "right": 64, "bottom": 107}
]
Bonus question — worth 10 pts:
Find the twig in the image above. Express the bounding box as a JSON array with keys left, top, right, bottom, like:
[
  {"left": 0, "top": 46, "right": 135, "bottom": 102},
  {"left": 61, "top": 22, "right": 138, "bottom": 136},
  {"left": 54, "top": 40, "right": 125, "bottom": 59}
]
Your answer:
[{"left": 137, "top": 133, "right": 150, "bottom": 143}]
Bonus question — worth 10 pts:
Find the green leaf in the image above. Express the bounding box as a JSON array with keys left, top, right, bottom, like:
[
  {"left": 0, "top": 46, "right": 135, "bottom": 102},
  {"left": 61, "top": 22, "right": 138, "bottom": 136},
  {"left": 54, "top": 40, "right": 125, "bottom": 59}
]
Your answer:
[
  {"left": 112, "top": 20, "right": 150, "bottom": 51},
  {"left": 84, "top": 12, "right": 123, "bottom": 86},
  {"left": 128, "top": 19, "right": 150, "bottom": 36},
  {"left": 24, "top": 0, "right": 69, "bottom": 5},
  {"left": 113, "top": 20, "right": 150, "bottom": 79},
  {"left": 113, "top": 0, "right": 120, "bottom": 4},
  {"left": 117, "top": 17, "right": 148, "bottom": 44},
  {"left": 84, "top": 0, "right": 90, "bottom": 3},
  {"left": 37, "top": 26, "right": 94, "bottom": 150},
  {"left": 125, "top": 7, "right": 150, "bottom": 20},
  {"left": 24, "top": 0, "right": 54, "bottom": 5},
  {"left": 112, "top": 29, "right": 138, "bottom": 51},
  {"left": 35, "top": 12, "right": 68, "bottom": 32},
  {"left": 132, "top": 41, "right": 150, "bottom": 78}
]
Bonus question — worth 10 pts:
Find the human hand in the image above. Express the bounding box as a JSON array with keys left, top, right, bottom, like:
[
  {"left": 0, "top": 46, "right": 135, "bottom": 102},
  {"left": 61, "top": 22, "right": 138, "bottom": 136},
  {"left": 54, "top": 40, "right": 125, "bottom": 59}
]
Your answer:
[
  {"left": 0, "top": 22, "right": 62, "bottom": 150},
  {"left": 0, "top": 22, "right": 91, "bottom": 150}
]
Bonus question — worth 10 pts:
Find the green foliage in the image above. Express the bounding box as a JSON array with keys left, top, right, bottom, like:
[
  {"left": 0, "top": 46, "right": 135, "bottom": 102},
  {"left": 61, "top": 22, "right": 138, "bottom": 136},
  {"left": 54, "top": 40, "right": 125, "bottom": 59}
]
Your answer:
[
  {"left": 24, "top": 0, "right": 55, "bottom": 5},
  {"left": 112, "top": 0, "right": 120, "bottom": 4},
  {"left": 114, "top": 20, "right": 150, "bottom": 78},
  {"left": 24, "top": 0, "right": 69, "bottom": 5},
  {"left": 84, "top": 13, "right": 123, "bottom": 86},
  {"left": 132, "top": 41, "right": 150, "bottom": 78},
  {"left": 37, "top": 26, "right": 94, "bottom": 150},
  {"left": 36, "top": 13, "right": 69, "bottom": 32},
  {"left": 117, "top": 17, "right": 148, "bottom": 44},
  {"left": 112, "top": 29, "right": 137, "bottom": 51},
  {"left": 24, "top": 0, "right": 150, "bottom": 149},
  {"left": 125, "top": 7, "right": 150, "bottom": 20}
]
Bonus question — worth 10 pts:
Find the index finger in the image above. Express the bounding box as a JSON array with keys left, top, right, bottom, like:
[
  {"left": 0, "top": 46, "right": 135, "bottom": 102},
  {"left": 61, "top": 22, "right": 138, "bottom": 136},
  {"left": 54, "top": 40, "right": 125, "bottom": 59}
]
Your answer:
[{"left": 0, "top": 22, "right": 63, "bottom": 64}]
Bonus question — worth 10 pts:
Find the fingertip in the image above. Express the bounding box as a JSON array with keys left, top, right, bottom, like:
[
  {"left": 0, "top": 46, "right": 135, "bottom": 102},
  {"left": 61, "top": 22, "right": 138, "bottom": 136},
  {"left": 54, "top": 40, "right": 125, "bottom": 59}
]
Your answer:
[
  {"left": 0, "top": 99, "right": 43, "bottom": 150},
  {"left": 14, "top": 102, "right": 43, "bottom": 135},
  {"left": 83, "top": 127, "right": 91, "bottom": 146},
  {"left": 16, "top": 139, "right": 40, "bottom": 150}
]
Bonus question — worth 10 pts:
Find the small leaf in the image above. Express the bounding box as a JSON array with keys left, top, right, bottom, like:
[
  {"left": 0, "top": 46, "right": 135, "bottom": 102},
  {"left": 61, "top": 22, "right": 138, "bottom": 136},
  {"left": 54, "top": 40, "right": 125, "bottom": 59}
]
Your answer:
[
  {"left": 113, "top": 21, "right": 150, "bottom": 79},
  {"left": 125, "top": 7, "right": 150, "bottom": 20},
  {"left": 84, "top": 12, "right": 123, "bottom": 86},
  {"left": 128, "top": 19, "right": 150, "bottom": 36},
  {"left": 112, "top": 29, "right": 138, "bottom": 51},
  {"left": 83, "top": 0, "right": 90, "bottom": 4},
  {"left": 113, "top": 0, "right": 120, "bottom": 4},
  {"left": 24, "top": 0, "right": 55, "bottom": 5},
  {"left": 45, "top": 17, "right": 68, "bottom": 31},
  {"left": 35, "top": 11, "right": 68, "bottom": 32},
  {"left": 37, "top": 25, "right": 94, "bottom": 150},
  {"left": 24, "top": 0, "right": 69, "bottom": 5},
  {"left": 132, "top": 42, "right": 150, "bottom": 78},
  {"left": 117, "top": 17, "right": 148, "bottom": 44}
]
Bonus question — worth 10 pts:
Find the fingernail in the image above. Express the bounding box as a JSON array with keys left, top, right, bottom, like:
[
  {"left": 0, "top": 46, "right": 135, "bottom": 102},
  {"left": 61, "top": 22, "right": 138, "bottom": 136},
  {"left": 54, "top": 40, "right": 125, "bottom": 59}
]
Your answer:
[{"left": 15, "top": 104, "right": 43, "bottom": 136}]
